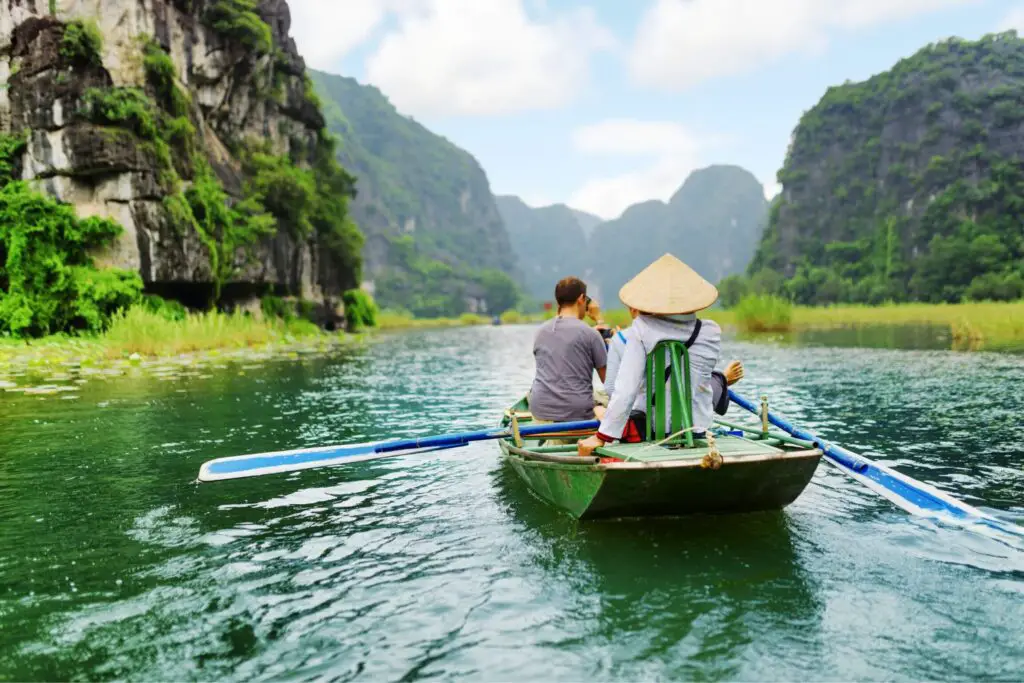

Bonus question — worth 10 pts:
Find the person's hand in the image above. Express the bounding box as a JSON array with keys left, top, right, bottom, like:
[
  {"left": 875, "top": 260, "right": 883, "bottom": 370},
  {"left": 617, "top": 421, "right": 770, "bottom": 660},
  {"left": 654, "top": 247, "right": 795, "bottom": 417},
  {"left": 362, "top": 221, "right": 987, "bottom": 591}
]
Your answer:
[
  {"left": 578, "top": 435, "right": 603, "bottom": 457},
  {"left": 724, "top": 360, "right": 744, "bottom": 385},
  {"left": 586, "top": 299, "right": 603, "bottom": 323}
]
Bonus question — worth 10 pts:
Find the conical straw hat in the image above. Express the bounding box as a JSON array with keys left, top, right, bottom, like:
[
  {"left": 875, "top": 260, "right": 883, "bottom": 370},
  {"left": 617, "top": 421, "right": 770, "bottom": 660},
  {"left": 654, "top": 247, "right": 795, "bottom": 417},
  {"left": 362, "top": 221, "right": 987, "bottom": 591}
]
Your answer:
[{"left": 618, "top": 253, "right": 718, "bottom": 315}]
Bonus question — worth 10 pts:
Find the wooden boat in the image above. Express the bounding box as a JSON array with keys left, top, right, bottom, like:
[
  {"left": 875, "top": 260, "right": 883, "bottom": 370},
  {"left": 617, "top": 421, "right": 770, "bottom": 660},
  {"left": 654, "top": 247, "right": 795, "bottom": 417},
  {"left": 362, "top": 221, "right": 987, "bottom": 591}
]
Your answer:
[
  {"left": 498, "top": 400, "right": 822, "bottom": 520},
  {"left": 498, "top": 340, "right": 823, "bottom": 520}
]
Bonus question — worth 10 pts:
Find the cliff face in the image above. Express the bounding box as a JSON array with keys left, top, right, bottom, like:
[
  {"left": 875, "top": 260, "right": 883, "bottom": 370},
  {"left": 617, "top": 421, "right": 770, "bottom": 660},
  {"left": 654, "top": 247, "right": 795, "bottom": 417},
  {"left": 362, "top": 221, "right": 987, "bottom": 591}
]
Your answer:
[
  {"left": 751, "top": 32, "right": 1024, "bottom": 304},
  {"left": 495, "top": 196, "right": 591, "bottom": 302},
  {"left": 586, "top": 165, "right": 768, "bottom": 305},
  {"left": 309, "top": 69, "right": 519, "bottom": 315},
  {"left": 1, "top": 0, "right": 360, "bottom": 315}
]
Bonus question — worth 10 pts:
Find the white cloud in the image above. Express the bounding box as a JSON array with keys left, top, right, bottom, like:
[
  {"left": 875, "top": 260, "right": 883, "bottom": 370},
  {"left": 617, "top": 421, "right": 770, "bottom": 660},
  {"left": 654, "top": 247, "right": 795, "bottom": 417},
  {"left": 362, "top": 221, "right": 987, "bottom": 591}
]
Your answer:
[
  {"left": 286, "top": 0, "right": 393, "bottom": 70},
  {"left": 630, "top": 0, "right": 978, "bottom": 91},
  {"left": 997, "top": 5, "right": 1024, "bottom": 31},
  {"left": 364, "top": 0, "right": 616, "bottom": 117},
  {"left": 566, "top": 120, "right": 725, "bottom": 220}
]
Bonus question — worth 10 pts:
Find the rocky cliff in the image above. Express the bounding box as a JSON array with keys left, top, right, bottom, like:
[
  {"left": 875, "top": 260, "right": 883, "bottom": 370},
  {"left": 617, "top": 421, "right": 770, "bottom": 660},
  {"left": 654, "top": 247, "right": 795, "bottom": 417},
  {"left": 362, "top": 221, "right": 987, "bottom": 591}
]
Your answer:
[
  {"left": 749, "top": 31, "right": 1024, "bottom": 304},
  {"left": 586, "top": 165, "right": 768, "bottom": 305},
  {"left": 309, "top": 69, "right": 519, "bottom": 316},
  {"left": 1, "top": 0, "right": 362, "bottom": 320},
  {"left": 495, "top": 196, "right": 593, "bottom": 302}
]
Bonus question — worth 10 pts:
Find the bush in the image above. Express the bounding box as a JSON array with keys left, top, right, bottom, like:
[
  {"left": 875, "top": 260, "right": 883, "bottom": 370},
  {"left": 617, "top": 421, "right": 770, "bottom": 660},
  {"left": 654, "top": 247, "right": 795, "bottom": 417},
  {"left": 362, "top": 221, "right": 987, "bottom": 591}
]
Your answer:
[
  {"left": 734, "top": 294, "right": 793, "bottom": 333},
  {"left": 342, "top": 289, "right": 378, "bottom": 330},
  {"left": 261, "top": 294, "right": 294, "bottom": 321},
  {"left": 81, "top": 87, "right": 159, "bottom": 140},
  {"left": 61, "top": 20, "right": 103, "bottom": 66},
  {"left": 204, "top": 0, "right": 274, "bottom": 55},
  {"left": 717, "top": 274, "right": 749, "bottom": 308},
  {"left": 0, "top": 181, "right": 143, "bottom": 336},
  {"left": 140, "top": 294, "right": 188, "bottom": 321},
  {"left": 0, "top": 133, "right": 27, "bottom": 186}
]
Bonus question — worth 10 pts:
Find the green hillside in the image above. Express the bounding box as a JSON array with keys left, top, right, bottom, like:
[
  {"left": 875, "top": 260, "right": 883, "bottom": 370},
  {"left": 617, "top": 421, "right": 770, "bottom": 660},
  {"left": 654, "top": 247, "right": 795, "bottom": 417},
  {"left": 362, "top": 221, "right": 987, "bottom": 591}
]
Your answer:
[
  {"left": 495, "top": 196, "right": 592, "bottom": 302},
  {"left": 310, "top": 70, "right": 519, "bottom": 316},
  {"left": 742, "top": 31, "right": 1024, "bottom": 306}
]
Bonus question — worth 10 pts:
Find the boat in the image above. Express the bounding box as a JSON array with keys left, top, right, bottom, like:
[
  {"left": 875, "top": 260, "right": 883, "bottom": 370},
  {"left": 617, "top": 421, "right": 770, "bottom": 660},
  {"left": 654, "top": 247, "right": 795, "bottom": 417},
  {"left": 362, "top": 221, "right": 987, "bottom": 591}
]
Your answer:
[{"left": 497, "top": 396, "right": 823, "bottom": 520}]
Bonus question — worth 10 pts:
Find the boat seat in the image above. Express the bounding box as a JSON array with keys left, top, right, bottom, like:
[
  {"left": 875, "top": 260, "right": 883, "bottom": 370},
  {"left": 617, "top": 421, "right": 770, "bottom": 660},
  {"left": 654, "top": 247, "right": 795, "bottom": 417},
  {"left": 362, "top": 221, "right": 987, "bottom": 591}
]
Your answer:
[{"left": 645, "top": 339, "right": 697, "bottom": 447}]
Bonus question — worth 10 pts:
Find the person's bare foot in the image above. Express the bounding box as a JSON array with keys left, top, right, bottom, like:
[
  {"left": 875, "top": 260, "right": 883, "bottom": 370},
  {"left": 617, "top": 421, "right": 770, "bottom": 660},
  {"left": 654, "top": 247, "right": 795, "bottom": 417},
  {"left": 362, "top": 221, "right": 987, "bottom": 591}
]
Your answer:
[{"left": 724, "top": 360, "right": 744, "bottom": 385}]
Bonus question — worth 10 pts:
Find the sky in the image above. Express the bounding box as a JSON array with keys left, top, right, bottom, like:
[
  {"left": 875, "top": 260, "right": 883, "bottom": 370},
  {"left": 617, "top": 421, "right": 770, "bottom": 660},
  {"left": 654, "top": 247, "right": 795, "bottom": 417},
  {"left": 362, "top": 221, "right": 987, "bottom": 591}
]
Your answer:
[{"left": 285, "top": 0, "right": 1024, "bottom": 221}]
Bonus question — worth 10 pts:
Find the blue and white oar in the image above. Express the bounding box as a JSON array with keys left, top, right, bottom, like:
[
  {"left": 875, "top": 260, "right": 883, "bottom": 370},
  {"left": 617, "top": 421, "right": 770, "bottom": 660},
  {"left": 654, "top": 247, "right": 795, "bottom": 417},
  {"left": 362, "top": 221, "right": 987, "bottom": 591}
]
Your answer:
[
  {"left": 729, "top": 390, "right": 1022, "bottom": 538},
  {"left": 197, "top": 419, "right": 599, "bottom": 483}
]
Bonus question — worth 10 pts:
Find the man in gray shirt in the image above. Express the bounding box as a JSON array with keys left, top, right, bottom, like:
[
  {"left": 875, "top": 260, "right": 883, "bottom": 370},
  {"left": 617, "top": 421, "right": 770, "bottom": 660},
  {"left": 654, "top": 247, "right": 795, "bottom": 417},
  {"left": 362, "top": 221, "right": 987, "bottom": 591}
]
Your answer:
[{"left": 529, "top": 277, "right": 608, "bottom": 423}]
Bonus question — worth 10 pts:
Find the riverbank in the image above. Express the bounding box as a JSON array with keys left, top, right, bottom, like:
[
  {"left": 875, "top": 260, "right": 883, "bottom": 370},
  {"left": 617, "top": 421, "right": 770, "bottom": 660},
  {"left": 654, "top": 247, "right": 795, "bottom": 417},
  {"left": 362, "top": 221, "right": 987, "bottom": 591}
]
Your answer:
[
  {"left": 0, "top": 308, "right": 357, "bottom": 393},
  {"left": 495, "top": 301, "right": 1024, "bottom": 352},
  {"left": 605, "top": 301, "right": 1024, "bottom": 352}
]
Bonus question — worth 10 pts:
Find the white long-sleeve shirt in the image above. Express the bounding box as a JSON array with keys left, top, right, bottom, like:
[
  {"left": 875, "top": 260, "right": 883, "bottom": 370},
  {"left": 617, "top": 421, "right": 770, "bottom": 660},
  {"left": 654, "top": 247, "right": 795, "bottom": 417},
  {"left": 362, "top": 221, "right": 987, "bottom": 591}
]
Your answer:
[
  {"left": 597, "top": 314, "right": 722, "bottom": 441},
  {"left": 604, "top": 327, "right": 646, "bottom": 412}
]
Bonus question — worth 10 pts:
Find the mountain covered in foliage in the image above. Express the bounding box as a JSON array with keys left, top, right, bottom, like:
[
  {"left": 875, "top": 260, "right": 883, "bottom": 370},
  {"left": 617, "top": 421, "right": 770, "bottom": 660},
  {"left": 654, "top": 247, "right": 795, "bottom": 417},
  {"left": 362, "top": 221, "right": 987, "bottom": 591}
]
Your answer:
[
  {"left": 495, "top": 196, "right": 595, "bottom": 302},
  {"left": 584, "top": 165, "right": 769, "bottom": 305},
  {"left": 309, "top": 69, "right": 519, "bottom": 317},
  {"left": 739, "top": 31, "right": 1024, "bottom": 306},
  {"left": 0, "top": 0, "right": 367, "bottom": 335}
]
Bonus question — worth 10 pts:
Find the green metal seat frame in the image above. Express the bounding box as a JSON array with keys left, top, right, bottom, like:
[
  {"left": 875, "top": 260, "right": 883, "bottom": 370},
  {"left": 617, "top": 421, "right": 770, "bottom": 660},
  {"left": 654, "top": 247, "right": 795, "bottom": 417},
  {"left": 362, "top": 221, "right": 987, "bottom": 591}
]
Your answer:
[{"left": 645, "top": 340, "right": 695, "bottom": 447}]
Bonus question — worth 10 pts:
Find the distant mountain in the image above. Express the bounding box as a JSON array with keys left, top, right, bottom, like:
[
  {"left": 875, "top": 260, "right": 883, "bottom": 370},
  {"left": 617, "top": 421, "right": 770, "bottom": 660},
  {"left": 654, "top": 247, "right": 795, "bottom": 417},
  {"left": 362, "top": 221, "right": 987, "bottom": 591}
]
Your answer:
[
  {"left": 496, "top": 196, "right": 593, "bottom": 302},
  {"left": 310, "top": 70, "right": 519, "bottom": 316},
  {"left": 587, "top": 165, "right": 769, "bottom": 305},
  {"left": 570, "top": 209, "right": 603, "bottom": 239}
]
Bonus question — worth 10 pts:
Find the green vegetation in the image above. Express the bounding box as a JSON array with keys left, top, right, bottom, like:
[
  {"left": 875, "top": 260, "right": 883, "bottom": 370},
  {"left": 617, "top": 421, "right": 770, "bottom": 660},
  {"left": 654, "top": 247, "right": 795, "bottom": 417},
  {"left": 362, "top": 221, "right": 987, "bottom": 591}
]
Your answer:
[
  {"left": 60, "top": 20, "right": 103, "bottom": 66},
  {"left": 747, "top": 31, "right": 1024, "bottom": 306},
  {"left": 733, "top": 295, "right": 793, "bottom": 332},
  {"left": 375, "top": 309, "right": 490, "bottom": 330},
  {"left": 77, "top": 38, "right": 362, "bottom": 305},
  {"left": 203, "top": 0, "right": 273, "bottom": 55},
  {"left": 342, "top": 289, "right": 378, "bottom": 330},
  {"left": 104, "top": 307, "right": 322, "bottom": 357},
  {"left": 309, "top": 69, "right": 517, "bottom": 315},
  {"left": 0, "top": 178, "right": 143, "bottom": 337},
  {"left": 373, "top": 235, "right": 520, "bottom": 317}
]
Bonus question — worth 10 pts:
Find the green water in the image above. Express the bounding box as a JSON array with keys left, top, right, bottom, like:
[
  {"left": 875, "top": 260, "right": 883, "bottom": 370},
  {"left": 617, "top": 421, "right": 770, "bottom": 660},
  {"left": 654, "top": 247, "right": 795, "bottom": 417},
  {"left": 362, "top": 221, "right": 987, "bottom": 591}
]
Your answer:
[{"left": 1, "top": 326, "right": 1022, "bottom": 681}]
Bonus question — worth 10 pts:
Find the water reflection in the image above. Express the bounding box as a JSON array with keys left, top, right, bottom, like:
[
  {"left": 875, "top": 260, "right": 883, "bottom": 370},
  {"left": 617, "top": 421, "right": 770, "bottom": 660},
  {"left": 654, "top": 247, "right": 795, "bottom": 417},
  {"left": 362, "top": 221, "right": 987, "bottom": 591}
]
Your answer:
[{"left": 493, "top": 465, "right": 826, "bottom": 680}]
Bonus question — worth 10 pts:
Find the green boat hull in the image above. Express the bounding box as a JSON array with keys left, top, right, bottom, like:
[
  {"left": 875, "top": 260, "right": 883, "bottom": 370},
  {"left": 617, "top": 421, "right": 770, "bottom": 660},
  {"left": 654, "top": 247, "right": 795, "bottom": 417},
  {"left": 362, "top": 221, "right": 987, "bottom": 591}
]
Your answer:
[{"left": 498, "top": 399, "right": 822, "bottom": 520}]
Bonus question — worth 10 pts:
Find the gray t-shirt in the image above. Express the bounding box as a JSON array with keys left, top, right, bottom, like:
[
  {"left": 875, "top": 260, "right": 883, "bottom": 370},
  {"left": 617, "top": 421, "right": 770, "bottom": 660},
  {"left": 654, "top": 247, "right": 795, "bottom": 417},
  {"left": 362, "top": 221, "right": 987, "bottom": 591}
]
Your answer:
[{"left": 529, "top": 316, "right": 608, "bottom": 422}]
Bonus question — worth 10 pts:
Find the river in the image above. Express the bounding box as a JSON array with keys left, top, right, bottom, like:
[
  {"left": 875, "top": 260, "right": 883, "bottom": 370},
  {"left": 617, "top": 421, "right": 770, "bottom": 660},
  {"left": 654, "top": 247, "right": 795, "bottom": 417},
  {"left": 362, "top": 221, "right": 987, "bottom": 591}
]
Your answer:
[{"left": 1, "top": 325, "right": 1022, "bottom": 681}]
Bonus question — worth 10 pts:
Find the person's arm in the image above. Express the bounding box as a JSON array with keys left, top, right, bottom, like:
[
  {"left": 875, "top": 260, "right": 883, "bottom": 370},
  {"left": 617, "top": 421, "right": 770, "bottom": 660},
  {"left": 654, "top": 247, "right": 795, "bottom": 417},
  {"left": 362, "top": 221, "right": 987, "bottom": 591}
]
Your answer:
[
  {"left": 604, "top": 341, "right": 623, "bottom": 395},
  {"left": 579, "top": 336, "right": 645, "bottom": 455},
  {"left": 590, "top": 327, "right": 608, "bottom": 384}
]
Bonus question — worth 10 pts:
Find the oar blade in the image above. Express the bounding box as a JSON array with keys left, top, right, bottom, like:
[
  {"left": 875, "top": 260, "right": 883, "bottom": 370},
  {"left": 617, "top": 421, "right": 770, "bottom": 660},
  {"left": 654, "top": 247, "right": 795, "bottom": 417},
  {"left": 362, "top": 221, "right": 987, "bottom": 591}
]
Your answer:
[{"left": 197, "top": 441, "right": 389, "bottom": 482}]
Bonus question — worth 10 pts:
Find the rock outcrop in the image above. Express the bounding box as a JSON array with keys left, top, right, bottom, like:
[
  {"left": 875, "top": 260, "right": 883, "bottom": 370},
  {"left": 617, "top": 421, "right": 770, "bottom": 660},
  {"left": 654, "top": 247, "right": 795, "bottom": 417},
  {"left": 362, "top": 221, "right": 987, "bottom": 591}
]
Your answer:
[
  {"left": 1, "top": 0, "right": 360, "bottom": 317},
  {"left": 750, "top": 32, "right": 1024, "bottom": 304},
  {"left": 495, "top": 196, "right": 592, "bottom": 302},
  {"left": 310, "top": 69, "right": 519, "bottom": 316}
]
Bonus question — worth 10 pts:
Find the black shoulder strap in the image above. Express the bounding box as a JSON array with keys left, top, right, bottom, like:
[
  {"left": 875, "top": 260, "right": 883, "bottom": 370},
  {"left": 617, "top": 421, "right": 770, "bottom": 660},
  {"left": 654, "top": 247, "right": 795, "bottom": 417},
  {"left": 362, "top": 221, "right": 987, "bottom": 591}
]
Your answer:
[{"left": 684, "top": 319, "right": 702, "bottom": 349}]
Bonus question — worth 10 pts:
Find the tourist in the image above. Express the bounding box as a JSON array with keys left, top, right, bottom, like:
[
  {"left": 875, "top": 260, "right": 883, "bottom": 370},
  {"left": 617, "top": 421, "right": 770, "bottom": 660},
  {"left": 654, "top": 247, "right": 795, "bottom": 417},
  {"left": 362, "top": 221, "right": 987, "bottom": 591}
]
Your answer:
[
  {"left": 577, "top": 254, "right": 736, "bottom": 456},
  {"left": 528, "top": 277, "right": 608, "bottom": 439}
]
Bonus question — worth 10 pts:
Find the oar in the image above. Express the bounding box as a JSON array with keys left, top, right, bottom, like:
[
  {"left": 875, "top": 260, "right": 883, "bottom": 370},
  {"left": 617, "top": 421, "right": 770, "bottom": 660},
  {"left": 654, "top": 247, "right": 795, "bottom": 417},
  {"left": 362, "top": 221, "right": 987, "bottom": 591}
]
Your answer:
[
  {"left": 196, "top": 419, "right": 599, "bottom": 483},
  {"left": 728, "top": 390, "right": 1022, "bottom": 537}
]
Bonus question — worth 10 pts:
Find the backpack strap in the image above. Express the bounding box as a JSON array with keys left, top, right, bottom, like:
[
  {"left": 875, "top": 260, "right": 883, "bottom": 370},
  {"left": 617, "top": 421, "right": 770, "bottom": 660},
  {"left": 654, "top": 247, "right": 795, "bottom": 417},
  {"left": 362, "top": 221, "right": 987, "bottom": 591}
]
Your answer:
[{"left": 616, "top": 330, "right": 627, "bottom": 345}]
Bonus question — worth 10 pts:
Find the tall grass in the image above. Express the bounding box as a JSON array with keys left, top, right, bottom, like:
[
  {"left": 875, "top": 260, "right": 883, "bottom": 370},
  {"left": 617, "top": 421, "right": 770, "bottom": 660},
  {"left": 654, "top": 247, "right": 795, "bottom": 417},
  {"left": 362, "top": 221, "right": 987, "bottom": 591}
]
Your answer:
[
  {"left": 103, "top": 307, "right": 322, "bottom": 357},
  {"left": 734, "top": 295, "right": 793, "bottom": 332}
]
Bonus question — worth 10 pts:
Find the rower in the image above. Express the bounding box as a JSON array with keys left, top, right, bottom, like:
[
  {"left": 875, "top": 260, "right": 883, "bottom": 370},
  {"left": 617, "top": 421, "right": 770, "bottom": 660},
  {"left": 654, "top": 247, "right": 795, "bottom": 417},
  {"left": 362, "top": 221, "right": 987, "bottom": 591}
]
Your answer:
[{"left": 578, "top": 253, "right": 733, "bottom": 456}]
